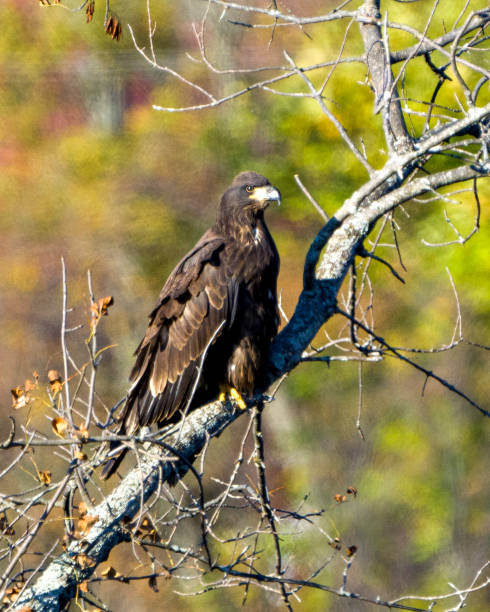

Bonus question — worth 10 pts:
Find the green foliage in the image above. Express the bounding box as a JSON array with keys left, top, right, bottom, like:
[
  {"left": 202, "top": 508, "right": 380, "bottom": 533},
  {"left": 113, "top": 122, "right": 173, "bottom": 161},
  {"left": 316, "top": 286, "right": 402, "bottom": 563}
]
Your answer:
[{"left": 1, "top": 1, "right": 488, "bottom": 610}]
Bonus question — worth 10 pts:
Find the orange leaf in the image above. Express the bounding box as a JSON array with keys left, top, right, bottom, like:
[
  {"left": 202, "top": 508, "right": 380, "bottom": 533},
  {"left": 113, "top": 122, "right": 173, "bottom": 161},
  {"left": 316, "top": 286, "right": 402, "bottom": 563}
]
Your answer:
[
  {"left": 75, "top": 554, "right": 96, "bottom": 569},
  {"left": 101, "top": 565, "right": 121, "bottom": 579},
  {"left": 86, "top": 0, "right": 95, "bottom": 23},
  {"left": 48, "top": 370, "right": 63, "bottom": 394},
  {"left": 104, "top": 15, "right": 122, "bottom": 41},
  {"left": 73, "top": 425, "right": 89, "bottom": 442},
  {"left": 11, "top": 387, "right": 28, "bottom": 410},
  {"left": 98, "top": 296, "right": 114, "bottom": 315},
  {"left": 38, "top": 470, "right": 51, "bottom": 485},
  {"left": 24, "top": 378, "right": 37, "bottom": 392},
  {"left": 77, "top": 514, "right": 99, "bottom": 534},
  {"left": 51, "top": 417, "right": 68, "bottom": 438}
]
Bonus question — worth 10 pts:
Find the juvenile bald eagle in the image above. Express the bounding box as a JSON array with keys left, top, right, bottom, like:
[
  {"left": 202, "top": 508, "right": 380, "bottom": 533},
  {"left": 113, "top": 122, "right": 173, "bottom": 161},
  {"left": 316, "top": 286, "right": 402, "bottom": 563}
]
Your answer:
[{"left": 102, "top": 172, "right": 280, "bottom": 479}]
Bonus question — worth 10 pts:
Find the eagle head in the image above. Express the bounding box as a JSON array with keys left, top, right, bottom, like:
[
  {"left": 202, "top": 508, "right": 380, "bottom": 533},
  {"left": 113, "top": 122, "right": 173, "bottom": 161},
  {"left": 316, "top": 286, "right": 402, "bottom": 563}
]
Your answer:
[{"left": 218, "top": 172, "right": 281, "bottom": 232}]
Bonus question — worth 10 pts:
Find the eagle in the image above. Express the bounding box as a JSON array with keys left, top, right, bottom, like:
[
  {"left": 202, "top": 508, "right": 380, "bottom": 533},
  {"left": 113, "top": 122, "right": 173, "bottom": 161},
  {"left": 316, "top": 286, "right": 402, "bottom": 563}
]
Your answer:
[{"left": 101, "top": 171, "right": 280, "bottom": 479}]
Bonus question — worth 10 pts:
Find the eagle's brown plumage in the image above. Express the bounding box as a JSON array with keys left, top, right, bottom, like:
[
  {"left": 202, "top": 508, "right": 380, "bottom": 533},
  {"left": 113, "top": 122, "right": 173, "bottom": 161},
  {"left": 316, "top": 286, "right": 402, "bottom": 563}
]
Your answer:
[{"left": 101, "top": 172, "right": 280, "bottom": 479}]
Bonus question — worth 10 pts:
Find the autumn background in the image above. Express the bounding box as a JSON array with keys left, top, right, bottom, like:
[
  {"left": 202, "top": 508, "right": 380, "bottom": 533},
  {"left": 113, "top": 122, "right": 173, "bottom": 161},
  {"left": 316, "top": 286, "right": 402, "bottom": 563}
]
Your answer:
[{"left": 0, "top": 0, "right": 488, "bottom": 610}]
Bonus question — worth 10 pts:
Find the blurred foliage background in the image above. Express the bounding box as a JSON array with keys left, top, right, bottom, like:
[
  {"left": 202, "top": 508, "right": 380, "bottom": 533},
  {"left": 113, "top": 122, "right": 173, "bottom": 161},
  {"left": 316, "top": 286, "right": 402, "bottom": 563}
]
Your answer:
[{"left": 0, "top": 0, "right": 488, "bottom": 610}]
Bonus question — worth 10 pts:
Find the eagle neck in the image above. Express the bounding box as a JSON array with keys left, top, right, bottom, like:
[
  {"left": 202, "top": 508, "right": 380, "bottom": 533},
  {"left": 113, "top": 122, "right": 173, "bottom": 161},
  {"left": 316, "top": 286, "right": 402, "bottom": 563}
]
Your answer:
[{"left": 216, "top": 208, "right": 264, "bottom": 243}]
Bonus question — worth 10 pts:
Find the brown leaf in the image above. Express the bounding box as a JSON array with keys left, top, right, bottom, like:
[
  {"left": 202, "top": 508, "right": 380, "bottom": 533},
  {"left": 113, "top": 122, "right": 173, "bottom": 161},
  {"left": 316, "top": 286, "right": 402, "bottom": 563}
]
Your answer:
[
  {"left": 99, "top": 296, "right": 114, "bottom": 315},
  {"left": 134, "top": 516, "right": 160, "bottom": 542},
  {"left": 77, "top": 514, "right": 99, "bottom": 534},
  {"left": 86, "top": 0, "right": 95, "bottom": 23},
  {"left": 38, "top": 470, "right": 52, "bottom": 485},
  {"left": 2, "top": 584, "right": 21, "bottom": 604},
  {"left": 334, "top": 494, "right": 346, "bottom": 503},
  {"left": 11, "top": 387, "right": 28, "bottom": 410},
  {"left": 79, "top": 581, "right": 88, "bottom": 593},
  {"left": 73, "top": 425, "right": 89, "bottom": 442},
  {"left": 90, "top": 296, "right": 115, "bottom": 331},
  {"left": 346, "top": 545, "right": 358, "bottom": 557},
  {"left": 76, "top": 553, "right": 96, "bottom": 569},
  {"left": 346, "top": 486, "right": 358, "bottom": 497},
  {"left": 148, "top": 575, "right": 159, "bottom": 592},
  {"left": 48, "top": 370, "right": 63, "bottom": 394},
  {"left": 104, "top": 15, "right": 122, "bottom": 41},
  {"left": 78, "top": 501, "right": 88, "bottom": 517},
  {"left": 74, "top": 450, "right": 88, "bottom": 461},
  {"left": 329, "top": 536, "right": 342, "bottom": 550},
  {"left": 24, "top": 377, "right": 38, "bottom": 392},
  {"left": 101, "top": 565, "right": 120, "bottom": 579},
  {"left": 51, "top": 417, "right": 68, "bottom": 438},
  {"left": 0, "top": 512, "right": 15, "bottom": 536}
]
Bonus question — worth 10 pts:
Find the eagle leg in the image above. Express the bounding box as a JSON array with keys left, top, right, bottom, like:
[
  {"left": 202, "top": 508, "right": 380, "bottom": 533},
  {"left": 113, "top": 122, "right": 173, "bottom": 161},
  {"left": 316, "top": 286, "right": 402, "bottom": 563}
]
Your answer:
[{"left": 219, "top": 385, "right": 247, "bottom": 410}]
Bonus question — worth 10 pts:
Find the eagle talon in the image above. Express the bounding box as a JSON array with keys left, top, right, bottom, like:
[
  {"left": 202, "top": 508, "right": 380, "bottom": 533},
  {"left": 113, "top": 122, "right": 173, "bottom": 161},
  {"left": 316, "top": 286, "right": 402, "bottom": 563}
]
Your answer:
[
  {"left": 229, "top": 387, "right": 247, "bottom": 410},
  {"left": 219, "top": 386, "right": 247, "bottom": 410}
]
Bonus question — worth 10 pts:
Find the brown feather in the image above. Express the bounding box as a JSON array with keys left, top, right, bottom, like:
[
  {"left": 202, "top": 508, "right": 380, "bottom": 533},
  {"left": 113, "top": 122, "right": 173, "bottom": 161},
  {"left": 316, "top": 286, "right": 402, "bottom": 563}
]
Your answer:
[{"left": 101, "top": 172, "right": 280, "bottom": 480}]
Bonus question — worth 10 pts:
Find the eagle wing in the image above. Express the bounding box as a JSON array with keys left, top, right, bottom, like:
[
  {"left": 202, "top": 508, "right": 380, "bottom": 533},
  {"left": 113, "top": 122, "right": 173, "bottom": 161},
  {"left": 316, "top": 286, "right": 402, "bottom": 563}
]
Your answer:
[{"left": 121, "top": 229, "right": 239, "bottom": 434}]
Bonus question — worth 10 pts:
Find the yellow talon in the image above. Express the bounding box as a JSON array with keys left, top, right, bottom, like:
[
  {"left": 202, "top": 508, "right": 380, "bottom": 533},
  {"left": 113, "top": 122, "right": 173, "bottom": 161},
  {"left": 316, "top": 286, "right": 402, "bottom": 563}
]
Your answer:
[
  {"left": 219, "top": 386, "right": 247, "bottom": 410},
  {"left": 229, "top": 387, "right": 247, "bottom": 410}
]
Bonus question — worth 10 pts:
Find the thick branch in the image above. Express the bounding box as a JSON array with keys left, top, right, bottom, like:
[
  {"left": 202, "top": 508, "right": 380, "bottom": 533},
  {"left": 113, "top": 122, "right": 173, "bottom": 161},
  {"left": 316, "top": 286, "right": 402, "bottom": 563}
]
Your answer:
[{"left": 358, "top": 0, "right": 412, "bottom": 153}]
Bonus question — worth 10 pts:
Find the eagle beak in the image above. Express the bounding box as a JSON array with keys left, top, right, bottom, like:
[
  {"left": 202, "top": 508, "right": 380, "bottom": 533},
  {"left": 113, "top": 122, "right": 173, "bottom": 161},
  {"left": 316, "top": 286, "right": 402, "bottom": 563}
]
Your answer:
[{"left": 250, "top": 185, "right": 281, "bottom": 206}]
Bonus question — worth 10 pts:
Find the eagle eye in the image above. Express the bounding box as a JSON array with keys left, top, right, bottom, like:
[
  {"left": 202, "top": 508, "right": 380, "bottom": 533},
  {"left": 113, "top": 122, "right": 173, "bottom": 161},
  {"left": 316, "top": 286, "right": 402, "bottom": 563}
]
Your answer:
[{"left": 245, "top": 185, "right": 254, "bottom": 193}]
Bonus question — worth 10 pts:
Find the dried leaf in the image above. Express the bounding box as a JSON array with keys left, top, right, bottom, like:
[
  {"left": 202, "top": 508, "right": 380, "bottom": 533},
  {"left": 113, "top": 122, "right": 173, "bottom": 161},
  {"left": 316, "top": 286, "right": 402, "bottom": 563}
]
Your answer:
[
  {"left": 90, "top": 296, "right": 114, "bottom": 330},
  {"left": 62, "top": 534, "right": 70, "bottom": 550},
  {"left": 78, "top": 501, "right": 88, "bottom": 517},
  {"left": 0, "top": 512, "right": 15, "bottom": 536},
  {"left": 134, "top": 516, "right": 160, "bottom": 542},
  {"left": 86, "top": 0, "right": 95, "bottom": 23},
  {"left": 148, "top": 575, "right": 159, "bottom": 592},
  {"left": 73, "top": 425, "right": 89, "bottom": 442},
  {"left": 346, "top": 486, "right": 358, "bottom": 497},
  {"left": 24, "top": 377, "right": 38, "bottom": 392},
  {"left": 334, "top": 494, "right": 346, "bottom": 503},
  {"left": 38, "top": 470, "right": 52, "bottom": 485},
  {"left": 346, "top": 545, "right": 358, "bottom": 557},
  {"left": 76, "top": 553, "right": 96, "bottom": 569},
  {"left": 99, "top": 296, "right": 114, "bottom": 314},
  {"left": 51, "top": 417, "right": 68, "bottom": 438},
  {"left": 48, "top": 370, "right": 63, "bottom": 394},
  {"left": 11, "top": 387, "right": 28, "bottom": 410},
  {"left": 104, "top": 15, "right": 122, "bottom": 41},
  {"left": 101, "top": 565, "right": 120, "bottom": 579},
  {"left": 77, "top": 514, "right": 99, "bottom": 534},
  {"left": 329, "top": 536, "right": 342, "bottom": 550},
  {"left": 79, "top": 581, "right": 88, "bottom": 593},
  {"left": 74, "top": 450, "right": 88, "bottom": 461},
  {"left": 2, "top": 584, "right": 21, "bottom": 604}
]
